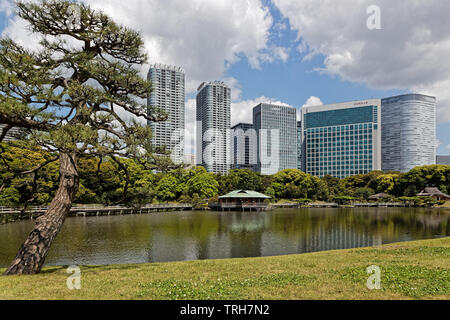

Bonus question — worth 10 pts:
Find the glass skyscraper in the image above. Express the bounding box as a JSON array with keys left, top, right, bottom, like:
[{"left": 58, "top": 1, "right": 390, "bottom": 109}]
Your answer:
[
  {"left": 231, "top": 123, "right": 256, "bottom": 170},
  {"left": 381, "top": 94, "right": 436, "bottom": 172},
  {"left": 147, "top": 64, "right": 185, "bottom": 164},
  {"left": 297, "top": 121, "right": 302, "bottom": 170},
  {"left": 253, "top": 103, "right": 297, "bottom": 175},
  {"left": 0, "top": 125, "right": 26, "bottom": 142},
  {"left": 301, "top": 99, "right": 382, "bottom": 178},
  {"left": 196, "top": 81, "right": 231, "bottom": 175}
]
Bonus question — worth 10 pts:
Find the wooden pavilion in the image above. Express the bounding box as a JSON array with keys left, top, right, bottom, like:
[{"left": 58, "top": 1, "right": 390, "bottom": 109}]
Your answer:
[
  {"left": 210, "top": 190, "right": 271, "bottom": 211},
  {"left": 417, "top": 187, "right": 450, "bottom": 201},
  {"left": 368, "top": 193, "right": 393, "bottom": 201}
]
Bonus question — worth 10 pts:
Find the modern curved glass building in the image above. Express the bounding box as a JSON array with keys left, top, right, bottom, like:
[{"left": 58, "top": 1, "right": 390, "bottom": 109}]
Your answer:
[{"left": 381, "top": 94, "right": 436, "bottom": 173}]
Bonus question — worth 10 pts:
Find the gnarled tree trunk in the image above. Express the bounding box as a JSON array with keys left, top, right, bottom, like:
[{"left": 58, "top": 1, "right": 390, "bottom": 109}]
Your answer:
[{"left": 3, "top": 153, "right": 79, "bottom": 275}]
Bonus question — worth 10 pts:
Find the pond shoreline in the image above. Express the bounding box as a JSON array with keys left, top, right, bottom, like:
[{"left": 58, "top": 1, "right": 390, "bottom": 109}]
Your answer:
[{"left": 1, "top": 202, "right": 449, "bottom": 224}]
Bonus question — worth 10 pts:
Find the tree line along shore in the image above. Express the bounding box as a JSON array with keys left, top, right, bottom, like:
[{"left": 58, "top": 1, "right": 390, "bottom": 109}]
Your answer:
[{"left": 2, "top": 142, "right": 450, "bottom": 210}]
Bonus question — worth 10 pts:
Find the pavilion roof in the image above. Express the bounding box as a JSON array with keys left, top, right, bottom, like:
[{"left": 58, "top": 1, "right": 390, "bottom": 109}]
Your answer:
[
  {"left": 368, "top": 193, "right": 393, "bottom": 200},
  {"left": 219, "top": 190, "right": 271, "bottom": 199},
  {"left": 417, "top": 187, "right": 450, "bottom": 198}
]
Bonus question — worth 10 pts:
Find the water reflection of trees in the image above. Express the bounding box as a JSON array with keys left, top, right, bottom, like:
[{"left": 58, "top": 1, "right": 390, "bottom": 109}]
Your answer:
[
  {"left": 156, "top": 209, "right": 449, "bottom": 253},
  {"left": 2, "top": 208, "right": 448, "bottom": 267}
]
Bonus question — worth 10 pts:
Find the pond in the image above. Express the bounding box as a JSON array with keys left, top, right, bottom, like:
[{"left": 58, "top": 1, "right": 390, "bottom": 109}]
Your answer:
[{"left": 0, "top": 208, "right": 448, "bottom": 267}]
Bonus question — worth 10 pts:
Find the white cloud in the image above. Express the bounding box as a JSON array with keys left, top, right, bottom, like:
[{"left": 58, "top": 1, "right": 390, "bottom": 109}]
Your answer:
[
  {"left": 446, "top": 144, "right": 450, "bottom": 152},
  {"left": 298, "top": 96, "right": 323, "bottom": 120},
  {"left": 82, "top": 0, "right": 287, "bottom": 93},
  {"left": 0, "top": 0, "right": 293, "bottom": 156},
  {"left": 1, "top": 0, "right": 289, "bottom": 93},
  {"left": 0, "top": 0, "right": 13, "bottom": 16},
  {"left": 273, "top": 0, "right": 450, "bottom": 123},
  {"left": 301, "top": 96, "right": 323, "bottom": 109}
]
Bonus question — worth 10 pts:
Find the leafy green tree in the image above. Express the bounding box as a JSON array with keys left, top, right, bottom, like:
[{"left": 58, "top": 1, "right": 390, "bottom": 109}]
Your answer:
[
  {"left": 186, "top": 167, "right": 219, "bottom": 199},
  {"left": 321, "top": 175, "right": 342, "bottom": 198},
  {"left": 0, "top": 187, "right": 20, "bottom": 207},
  {"left": 271, "top": 169, "right": 322, "bottom": 199},
  {"left": 0, "top": 141, "right": 59, "bottom": 206},
  {"left": 264, "top": 186, "right": 276, "bottom": 200},
  {"left": 314, "top": 179, "right": 330, "bottom": 201},
  {"left": 156, "top": 174, "right": 178, "bottom": 202},
  {"left": 127, "top": 172, "right": 156, "bottom": 207},
  {"left": 221, "top": 169, "right": 264, "bottom": 193},
  {"left": 398, "top": 165, "right": 450, "bottom": 196},
  {"left": 353, "top": 187, "right": 375, "bottom": 200},
  {"left": 370, "top": 174, "right": 398, "bottom": 194},
  {"left": 333, "top": 196, "right": 356, "bottom": 205},
  {"left": 0, "top": 0, "right": 167, "bottom": 275}
]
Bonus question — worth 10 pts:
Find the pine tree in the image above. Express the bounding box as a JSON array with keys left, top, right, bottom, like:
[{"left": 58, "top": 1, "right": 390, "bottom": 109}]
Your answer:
[{"left": 0, "top": 0, "right": 166, "bottom": 275}]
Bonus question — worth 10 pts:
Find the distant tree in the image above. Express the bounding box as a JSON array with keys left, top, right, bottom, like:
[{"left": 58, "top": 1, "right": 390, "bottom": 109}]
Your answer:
[
  {"left": 399, "top": 165, "right": 450, "bottom": 196},
  {"left": 186, "top": 167, "right": 219, "bottom": 199},
  {"left": 272, "top": 169, "right": 321, "bottom": 199},
  {"left": 353, "top": 187, "right": 375, "bottom": 200},
  {"left": 0, "top": 141, "right": 59, "bottom": 206},
  {"left": 314, "top": 179, "right": 330, "bottom": 201},
  {"left": 0, "top": 0, "right": 168, "bottom": 275},
  {"left": 156, "top": 175, "right": 178, "bottom": 202},
  {"left": 264, "top": 186, "right": 276, "bottom": 200},
  {"left": 370, "top": 174, "right": 399, "bottom": 194},
  {"left": 321, "top": 175, "right": 341, "bottom": 198},
  {"left": 333, "top": 196, "right": 356, "bottom": 205},
  {"left": 223, "top": 169, "right": 264, "bottom": 192}
]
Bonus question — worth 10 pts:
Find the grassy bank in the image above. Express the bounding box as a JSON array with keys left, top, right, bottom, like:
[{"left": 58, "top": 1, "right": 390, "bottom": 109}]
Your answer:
[{"left": 0, "top": 237, "right": 449, "bottom": 300}]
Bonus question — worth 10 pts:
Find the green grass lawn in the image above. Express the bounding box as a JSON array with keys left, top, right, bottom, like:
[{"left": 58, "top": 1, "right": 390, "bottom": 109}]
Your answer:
[{"left": 0, "top": 237, "right": 449, "bottom": 300}]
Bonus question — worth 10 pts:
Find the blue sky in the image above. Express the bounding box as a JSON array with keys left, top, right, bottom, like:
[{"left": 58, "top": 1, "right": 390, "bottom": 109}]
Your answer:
[
  {"left": 222, "top": 1, "right": 449, "bottom": 155},
  {"left": 1, "top": 0, "right": 449, "bottom": 155}
]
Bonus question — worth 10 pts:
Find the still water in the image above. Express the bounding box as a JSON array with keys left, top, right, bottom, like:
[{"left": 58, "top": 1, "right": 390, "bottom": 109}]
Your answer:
[{"left": 0, "top": 208, "right": 448, "bottom": 267}]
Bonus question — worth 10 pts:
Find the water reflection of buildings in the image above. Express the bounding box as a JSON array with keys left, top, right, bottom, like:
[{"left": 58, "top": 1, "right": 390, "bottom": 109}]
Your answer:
[
  {"left": 146, "top": 214, "right": 388, "bottom": 263},
  {"left": 297, "top": 226, "right": 383, "bottom": 253},
  {"left": 261, "top": 226, "right": 383, "bottom": 257},
  {"left": 145, "top": 210, "right": 448, "bottom": 264},
  {"left": 146, "top": 213, "right": 265, "bottom": 262}
]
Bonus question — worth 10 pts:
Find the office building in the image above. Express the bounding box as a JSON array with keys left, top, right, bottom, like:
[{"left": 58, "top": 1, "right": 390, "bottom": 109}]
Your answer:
[
  {"left": 231, "top": 123, "right": 257, "bottom": 170},
  {"left": 183, "top": 154, "right": 196, "bottom": 170},
  {"left": 297, "top": 121, "right": 302, "bottom": 170},
  {"left": 436, "top": 156, "right": 450, "bottom": 166},
  {"left": 147, "top": 64, "right": 185, "bottom": 164},
  {"left": 381, "top": 94, "right": 436, "bottom": 172},
  {"left": 301, "top": 99, "right": 382, "bottom": 179},
  {"left": 253, "top": 103, "right": 297, "bottom": 175},
  {"left": 196, "top": 81, "right": 231, "bottom": 175},
  {"left": 0, "top": 125, "right": 26, "bottom": 142}
]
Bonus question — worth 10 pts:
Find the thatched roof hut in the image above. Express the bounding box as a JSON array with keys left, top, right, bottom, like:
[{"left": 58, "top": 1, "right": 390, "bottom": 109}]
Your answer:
[
  {"left": 368, "top": 193, "right": 393, "bottom": 201},
  {"left": 417, "top": 187, "right": 450, "bottom": 200}
]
